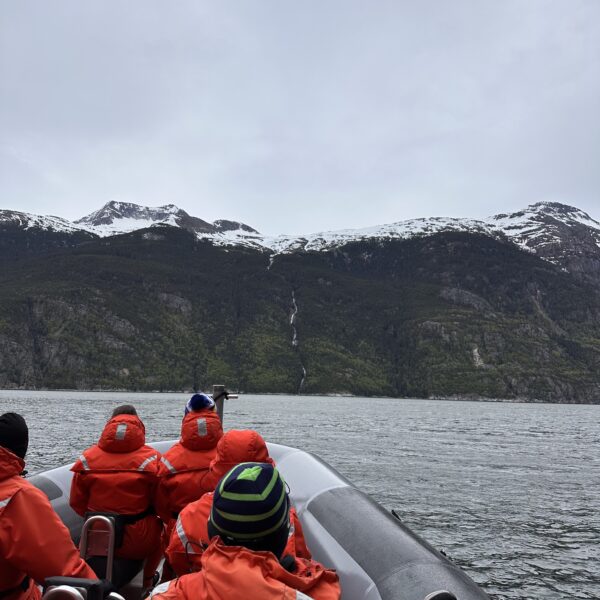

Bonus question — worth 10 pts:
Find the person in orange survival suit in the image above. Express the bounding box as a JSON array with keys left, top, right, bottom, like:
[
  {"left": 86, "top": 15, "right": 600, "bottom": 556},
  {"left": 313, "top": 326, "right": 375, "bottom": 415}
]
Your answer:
[
  {"left": 164, "top": 429, "right": 311, "bottom": 576},
  {"left": 149, "top": 463, "right": 340, "bottom": 600},
  {"left": 197, "top": 427, "right": 276, "bottom": 493},
  {"left": 155, "top": 393, "right": 223, "bottom": 525},
  {"left": 155, "top": 394, "right": 223, "bottom": 581},
  {"left": 70, "top": 405, "right": 162, "bottom": 589},
  {"left": 0, "top": 412, "right": 97, "bottom": 600}
]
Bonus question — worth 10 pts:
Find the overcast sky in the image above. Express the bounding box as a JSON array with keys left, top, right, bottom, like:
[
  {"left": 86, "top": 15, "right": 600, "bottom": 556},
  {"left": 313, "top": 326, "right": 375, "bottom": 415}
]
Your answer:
[{"left": 1, "top": 1, "right": 598, "bottom": 235}]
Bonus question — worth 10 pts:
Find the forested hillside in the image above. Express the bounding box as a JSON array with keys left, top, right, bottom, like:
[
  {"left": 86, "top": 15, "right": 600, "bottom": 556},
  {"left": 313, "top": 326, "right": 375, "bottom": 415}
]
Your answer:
[{"left": 0, "top": 224, "right": 598, "bottom": 402}]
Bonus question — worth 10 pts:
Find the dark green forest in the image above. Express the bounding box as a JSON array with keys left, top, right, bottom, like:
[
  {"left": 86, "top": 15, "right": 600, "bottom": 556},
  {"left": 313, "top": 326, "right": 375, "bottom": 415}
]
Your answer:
[{"left": 0, "top": 224, "right": 599, "bottom": 402}]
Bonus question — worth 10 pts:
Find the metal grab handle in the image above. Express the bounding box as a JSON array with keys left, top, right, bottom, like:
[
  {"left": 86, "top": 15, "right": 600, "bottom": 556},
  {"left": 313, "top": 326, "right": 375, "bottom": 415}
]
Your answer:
[
  {"left": 42, "top": 587, "right": 126, "bottom": 600},
  {"left": 43, "top": 586, "right": 86, "bottom": 600},
  {"left": 79, "top": 515, "right": 116, "bottom": 583},
  {"left": 424, "top": 592, "right": 458, "bottom": 600}
]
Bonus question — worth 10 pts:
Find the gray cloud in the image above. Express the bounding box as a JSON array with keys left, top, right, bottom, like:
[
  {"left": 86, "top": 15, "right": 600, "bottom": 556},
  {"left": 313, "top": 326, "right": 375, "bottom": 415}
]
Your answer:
[{"left": 1, "top": 0, "right": 598, "bottom": 234}]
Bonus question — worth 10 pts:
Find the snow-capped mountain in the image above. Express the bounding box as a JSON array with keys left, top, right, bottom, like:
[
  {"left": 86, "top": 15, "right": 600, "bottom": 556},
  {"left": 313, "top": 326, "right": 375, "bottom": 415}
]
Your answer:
[
  {"left": 489, "top": 203, "right": 600, "bottom": 277},
  {"left": 2, "top": 200, "right": 599, "bottom": 279},
  {"left": 74, "top": 201, "right": 258, "bottom": 237},
  {"left": 0, "top": 209, "right": 87, "bottom": 235},
  {"left": 257, "top": 202, "right": 600, "bottom": 256},
  {"left": 238, "top": 202, "right": 600, "bottom": 284}
]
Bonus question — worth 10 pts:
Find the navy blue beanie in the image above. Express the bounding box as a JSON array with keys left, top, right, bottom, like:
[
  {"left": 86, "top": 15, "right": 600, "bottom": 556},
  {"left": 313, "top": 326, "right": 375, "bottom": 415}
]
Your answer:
[
  {"left": 0, "top": 412, "right": 28, "bottom": 459},
  {"left": 208, "top": 462, "right": 290, "bottom": 558},
  {"left": 185, "top": 393, "right": 215, "bottom": 415}
]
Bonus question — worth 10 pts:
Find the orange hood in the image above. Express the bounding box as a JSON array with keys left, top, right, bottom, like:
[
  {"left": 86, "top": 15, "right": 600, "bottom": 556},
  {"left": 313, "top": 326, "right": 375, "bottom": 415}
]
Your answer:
[
  {"left": 204, "top": 429, "right": 274, "bottom": 490},
  {"left": 98, "top": 414, "right": 145, "bottom": 453},
  {"left": 199, "top": 539, "right": 340, "bottom": 598},
  {"left": 180, "top": 411, "right": 223, "bottom": 451},
  {"left": 213, "top": 429, "right": 272, "bottom": 466}
]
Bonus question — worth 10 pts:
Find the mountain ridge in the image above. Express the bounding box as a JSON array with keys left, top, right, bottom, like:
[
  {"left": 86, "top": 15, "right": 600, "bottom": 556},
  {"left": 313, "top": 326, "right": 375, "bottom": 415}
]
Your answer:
[
  {"left": 3, "top": 199, "right": 599, "bottom": 283},
  {"left": 5, "top": 199, "right": 599, "bottom": 243}
]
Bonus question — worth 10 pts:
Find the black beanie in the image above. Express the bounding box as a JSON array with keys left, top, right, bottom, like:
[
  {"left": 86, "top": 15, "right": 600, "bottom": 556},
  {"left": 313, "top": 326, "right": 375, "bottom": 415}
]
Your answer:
[{"left": 0, "top": 412, "right": 29, "bottom": 459}]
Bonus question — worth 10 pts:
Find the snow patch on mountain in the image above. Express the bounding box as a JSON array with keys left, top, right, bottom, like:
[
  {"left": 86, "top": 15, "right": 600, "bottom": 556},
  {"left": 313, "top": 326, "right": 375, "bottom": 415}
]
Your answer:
[
  {"left": 489, "top": 202, "right": 600, "bottom": 264},
  {"left": 263, "top": 217, "right": 500, "bottom": 254},
  {"left": 75, "top": 201, "right": 259, "bottom": 238},
  {"left": 80, "top": 215, "right": 180, "bottom": 237},
  {"left": 75, "top": 201, "right": 192, "bottom": 236},
  {"left": 192, "top": 215, "right": 510, "bottom": 255},
  {"left": 222, "top": 202, "right": 599, "bottom": 261},
  {"left": 0, "top": 210, "right": 85, "bottom": 234}
]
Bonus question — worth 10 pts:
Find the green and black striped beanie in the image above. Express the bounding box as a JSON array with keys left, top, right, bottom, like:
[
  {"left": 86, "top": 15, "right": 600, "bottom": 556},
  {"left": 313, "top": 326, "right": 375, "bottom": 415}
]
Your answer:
[{"left": 208, "top": 462, "right": 290, "bottom": 557}]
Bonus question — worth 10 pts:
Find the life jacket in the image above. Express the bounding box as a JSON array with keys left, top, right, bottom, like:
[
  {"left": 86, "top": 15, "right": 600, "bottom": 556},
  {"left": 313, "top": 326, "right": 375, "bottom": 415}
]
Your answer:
[
  {"left": 152, "top": 539, "right": 340, "bottom": 600},
  {"left": 0, "top": 447, "right": 96, "bottom": 600},
  {"left": 165, "top": 492, "right": 311, "bottom": 576},
  {"left": 69, "top": 415, "right": 161, "bottom": 562},
  {"left": 155, "top": 410, "right": 223, "bottom": 523},
  {"left": 198, "top": 429, "right": 275, "bottom": 493}
]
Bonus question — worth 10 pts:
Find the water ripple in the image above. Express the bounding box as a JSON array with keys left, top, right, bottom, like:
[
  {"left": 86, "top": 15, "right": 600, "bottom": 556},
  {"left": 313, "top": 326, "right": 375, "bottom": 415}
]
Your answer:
[{"left": 1, "top": 391, "right": 598, "bottom": 600}]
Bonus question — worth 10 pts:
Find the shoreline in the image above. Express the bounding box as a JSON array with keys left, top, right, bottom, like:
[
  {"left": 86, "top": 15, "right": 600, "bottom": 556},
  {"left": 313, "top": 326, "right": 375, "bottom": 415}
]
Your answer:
[{"left": 0, "top": 388, "right": 598, "bottom": 405}]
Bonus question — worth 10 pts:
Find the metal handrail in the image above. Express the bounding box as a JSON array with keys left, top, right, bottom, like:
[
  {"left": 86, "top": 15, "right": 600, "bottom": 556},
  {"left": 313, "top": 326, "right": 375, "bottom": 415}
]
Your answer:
[
  {"left": 79, "top": 515, "right": 116, "bottom": 583},
  {"left": 212, "top": 385, "right": 238, "bottom": 423}
]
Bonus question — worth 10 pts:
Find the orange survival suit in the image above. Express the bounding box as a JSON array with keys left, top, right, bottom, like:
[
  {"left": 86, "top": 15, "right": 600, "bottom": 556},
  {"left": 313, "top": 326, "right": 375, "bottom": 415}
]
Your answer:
[
  {"left": 151, "top": 538, "right": 340, "bottom": 600},
  {"left": 155, "top": 409, "right": 223, "bottom": 524},
  {"left": 69, "top": 414, "right": 162, "bottom": 585},
  {"left": 0, "top": 446, "right": 96, "bottom": 600},
  {"left": 165, "top": 491, "right": 311, "bottom": 576},
  {"left": 197, "top": 429, "right": 275, "bottom": 493}
]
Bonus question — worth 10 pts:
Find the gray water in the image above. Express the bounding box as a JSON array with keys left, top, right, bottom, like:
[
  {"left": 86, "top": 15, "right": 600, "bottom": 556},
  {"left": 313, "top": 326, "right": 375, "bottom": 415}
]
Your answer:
[{"left": 0, "top": 391, "right": 598, "bottom": 600}]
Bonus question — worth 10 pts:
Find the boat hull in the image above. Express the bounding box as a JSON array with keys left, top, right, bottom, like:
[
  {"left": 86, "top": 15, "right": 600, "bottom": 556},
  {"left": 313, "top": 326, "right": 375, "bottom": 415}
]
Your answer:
[{"left": 30, "top": 440, "right": 489, "bottom": 600}]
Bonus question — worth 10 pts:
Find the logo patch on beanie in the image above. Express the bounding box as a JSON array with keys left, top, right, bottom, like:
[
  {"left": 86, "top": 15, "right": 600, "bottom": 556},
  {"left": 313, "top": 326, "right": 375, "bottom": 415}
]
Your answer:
[{"left": 238, "top": 465, "right": 262, "bottom": 482}]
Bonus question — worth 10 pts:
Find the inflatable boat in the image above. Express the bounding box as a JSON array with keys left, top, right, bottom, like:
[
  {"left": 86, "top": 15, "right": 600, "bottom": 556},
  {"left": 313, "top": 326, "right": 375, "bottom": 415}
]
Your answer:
[{"left": 30, "top": 439, "right": 490, "bottom": 600}]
